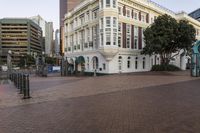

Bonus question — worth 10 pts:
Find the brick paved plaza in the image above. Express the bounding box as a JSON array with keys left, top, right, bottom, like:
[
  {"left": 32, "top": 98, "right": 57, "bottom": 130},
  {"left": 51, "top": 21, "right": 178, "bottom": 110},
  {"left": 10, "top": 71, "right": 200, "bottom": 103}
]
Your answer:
[{"left": 0, "top": 71, "right": 200, "bottom": 133}]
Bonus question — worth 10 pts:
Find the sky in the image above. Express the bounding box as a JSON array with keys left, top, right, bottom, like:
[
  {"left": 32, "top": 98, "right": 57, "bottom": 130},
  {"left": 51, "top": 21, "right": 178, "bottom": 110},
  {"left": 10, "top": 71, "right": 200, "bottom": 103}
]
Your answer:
[
  {"left": 0, "top": 0, "right": 59, "bottom": 29},
  {"left": 0, "top": 0, "right": 200, "bottom": 30}
]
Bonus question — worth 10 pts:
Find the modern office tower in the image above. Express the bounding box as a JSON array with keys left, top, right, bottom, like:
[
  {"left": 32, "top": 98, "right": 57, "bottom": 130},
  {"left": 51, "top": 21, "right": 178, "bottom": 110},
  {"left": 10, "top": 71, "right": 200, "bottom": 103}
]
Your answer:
[
  {"left": 55, "top": 29, "right": 60, "bottom": 56},
  {"left": 45, "top": 22, "right": 54, "bottom": 56},
  {"left": 63, "top": 0, "right": 200, "bottom": 74},
  {"left": 189, "top": 8, "right": 200, "bottom": 21},
  {"left": 59, "top": 0, "right": 82, "bottom": 56},
  {"left": 0, "top": 18, "right": 42, "bottom": 64},
  {"left": 30, "top": 15, "right": 54, "bottom": 56}
]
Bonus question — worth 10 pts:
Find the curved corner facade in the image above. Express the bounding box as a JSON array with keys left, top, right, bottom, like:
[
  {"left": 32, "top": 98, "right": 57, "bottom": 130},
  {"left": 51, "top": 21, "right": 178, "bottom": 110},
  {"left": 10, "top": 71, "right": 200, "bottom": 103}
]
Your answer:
[{"left": 63, "top": 0, "right": 200, "bottom": 74}]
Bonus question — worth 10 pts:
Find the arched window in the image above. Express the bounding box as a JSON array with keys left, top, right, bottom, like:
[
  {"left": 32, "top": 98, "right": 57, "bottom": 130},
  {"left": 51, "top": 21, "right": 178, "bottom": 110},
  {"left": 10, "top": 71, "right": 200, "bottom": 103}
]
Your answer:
[
  {"left": 143, "top": 57, "right": 146, "bottom": 69},
  {"left": 127, "top": 57, "right": 131, "bottom": 68},
  {"left": 92, "top": 56, "right": 99, "bottom": 70},
  {"left": 135, "top": 57, "right": 138, "bottom": 69}
]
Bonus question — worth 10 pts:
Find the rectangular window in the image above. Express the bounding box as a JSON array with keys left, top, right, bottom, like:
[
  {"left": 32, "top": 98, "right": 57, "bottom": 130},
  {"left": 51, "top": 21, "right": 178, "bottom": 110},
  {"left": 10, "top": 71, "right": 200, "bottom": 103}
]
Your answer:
[
  {"left": 101, "top": 0, "right": 103, "bottom": 8},
  {"left": 118, "top": 22, "right": 121, "bottom": 32},
  {"left": 106, "top": 33, "right": 111, "bottom": 45},
  {"left": 113, "top": 33, "right": 117, "bottom": 45},
  {"left": 101, "top": 18, "right": 103, "bottom": 29},
  {"left": 106, "top": 0, "right": 110, "bottom": 7},
  {"left": 127, "top": 10, "right": 130, "bottom": 18},
  {"left": 103, "top": 63, "right": 106, "bottom": 70},
  {"left": 141, "top": 15, "right": 145, "bottom": 22},
  {"left": 101, "top": 33, "right": 104, "bottom": 46},
  {"left": 127, "top": 24, "right": 130, "bottom": 34},
  {"left": 106, "top": 17, "right": 111, "bottom": 27},
  {"left": 87, "top": 11, "right": 90, "bottom": 21},
  {"left": 113, "top": 0, "right": 116, "bottom": 8},
  {"left": 127, "top": 36, "right": 130, "bottom": 48},
  {"left": 113, "top": 17, "right": 117, "bottom": 27},
  {"left": 134, "top": 12, "right": 138, "bottom": 20},
  {"left": 118, "top": 7, "right": 121, "bottom": 15},
  {"left": 127, "top": 60, "right": 130, "bottom": 68},
  {"left": 135, "top": 60, "right": 138, "bottom": 69},
  {"left": 118, "top": 36, "right": 121, "bottom": 47},
  {"left": 143, "top": 60, "right": 146, "bottom": 69},
  {"left": 134, "top": 38, "right": 138, "bottom": 49}
]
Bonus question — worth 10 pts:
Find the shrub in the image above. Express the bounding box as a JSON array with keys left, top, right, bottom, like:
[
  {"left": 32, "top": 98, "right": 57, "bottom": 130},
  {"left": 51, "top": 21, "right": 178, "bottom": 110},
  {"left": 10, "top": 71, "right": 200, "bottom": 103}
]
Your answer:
[{"left": 151, "top": 64, "right": 181, "bottom": 71}]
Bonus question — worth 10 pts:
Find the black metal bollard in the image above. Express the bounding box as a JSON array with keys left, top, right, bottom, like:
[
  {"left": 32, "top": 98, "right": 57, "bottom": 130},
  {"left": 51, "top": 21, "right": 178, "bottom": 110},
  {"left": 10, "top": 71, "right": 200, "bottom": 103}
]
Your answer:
[
  {"left": 19, "top": 73, "right": 24, "bottom": 94},
  {"left": 14, "top": 73, "right": 17, "bottom": 87},
  {"left": 23, "top": 74, "right": 30, "bottom": 99},
  {"left": 17, "top": 73, "right": 20, "bottom": 89}
]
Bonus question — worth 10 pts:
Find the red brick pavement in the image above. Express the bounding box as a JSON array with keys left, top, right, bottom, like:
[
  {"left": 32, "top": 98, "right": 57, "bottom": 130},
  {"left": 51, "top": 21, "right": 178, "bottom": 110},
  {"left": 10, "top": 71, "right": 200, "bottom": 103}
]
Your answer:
[
  {"left": 0, "top": 71, "right": 200, "bottom": 132},
  {"left": 0, "top": 79, "right": 200, "bottom": 132}
]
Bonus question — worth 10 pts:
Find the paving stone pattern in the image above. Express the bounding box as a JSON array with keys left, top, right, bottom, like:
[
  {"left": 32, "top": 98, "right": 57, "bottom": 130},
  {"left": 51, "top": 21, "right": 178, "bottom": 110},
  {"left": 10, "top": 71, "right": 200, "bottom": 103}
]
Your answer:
[{"left": 0, "top": 71, "right": 200, "bottom": 133}]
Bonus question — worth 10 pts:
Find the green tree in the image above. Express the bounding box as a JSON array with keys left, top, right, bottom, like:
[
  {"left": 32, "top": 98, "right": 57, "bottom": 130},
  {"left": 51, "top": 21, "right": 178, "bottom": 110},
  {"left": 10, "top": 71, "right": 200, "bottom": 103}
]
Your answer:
[
  {"left": 45, "top": 57, "right": 56, "bottom": 65},
  {"left": 18, "top": 54, "right": 35, "bottom": 68},
  {"left": 142, "top": 14, "right": 196, "bottom": 65}
]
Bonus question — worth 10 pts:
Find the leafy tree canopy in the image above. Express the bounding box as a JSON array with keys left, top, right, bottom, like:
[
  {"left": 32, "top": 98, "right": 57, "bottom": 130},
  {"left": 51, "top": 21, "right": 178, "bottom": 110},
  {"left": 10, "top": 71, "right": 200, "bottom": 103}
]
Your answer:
[{"left": 141, "top": 14, "right": 196, "bottom": 65}]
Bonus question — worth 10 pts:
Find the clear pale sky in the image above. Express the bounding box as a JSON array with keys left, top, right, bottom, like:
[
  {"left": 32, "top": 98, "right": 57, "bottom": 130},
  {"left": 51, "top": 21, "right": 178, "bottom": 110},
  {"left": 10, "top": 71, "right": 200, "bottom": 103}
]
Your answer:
[{"left": 0, "top": 0, "right": 199, "bottom": 30}]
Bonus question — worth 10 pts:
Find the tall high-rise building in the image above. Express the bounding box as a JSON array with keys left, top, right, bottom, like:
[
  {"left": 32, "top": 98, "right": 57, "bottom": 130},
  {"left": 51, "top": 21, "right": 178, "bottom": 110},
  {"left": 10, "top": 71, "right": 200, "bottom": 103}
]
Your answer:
[
  {"left": 0, "top": 18, "right": 42, "bottom": 64},
  {"left": 45, "top": 22, "right": 54, "bottom": 56},
  {"left": 59, "top": 0, "right": 81, "bottom": 56},
  {"left": 55, "top": 29, "right": 60, "bottom": 56},
  {"left": 30, "top": 15, "right": 54, "bottom": 56}
]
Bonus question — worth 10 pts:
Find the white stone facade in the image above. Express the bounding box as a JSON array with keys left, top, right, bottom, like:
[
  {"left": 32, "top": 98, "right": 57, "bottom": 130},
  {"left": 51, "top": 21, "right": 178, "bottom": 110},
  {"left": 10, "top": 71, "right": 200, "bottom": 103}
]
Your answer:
[{"left": 64, "top": 0, "right": 200, "bottom": 74}]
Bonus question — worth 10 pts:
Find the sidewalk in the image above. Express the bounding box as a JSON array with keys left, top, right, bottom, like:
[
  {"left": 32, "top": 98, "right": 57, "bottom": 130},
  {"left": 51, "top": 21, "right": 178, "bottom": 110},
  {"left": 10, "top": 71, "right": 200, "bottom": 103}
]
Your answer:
[{"left": 0, "top": 71, "right": 199, "bottom": 108}]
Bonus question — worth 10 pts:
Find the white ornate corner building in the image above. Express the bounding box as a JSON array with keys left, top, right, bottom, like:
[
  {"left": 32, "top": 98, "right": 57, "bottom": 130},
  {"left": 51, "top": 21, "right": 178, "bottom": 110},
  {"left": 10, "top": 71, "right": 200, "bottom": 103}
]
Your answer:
[{"left": 63, "top": 0, "right": 200, "bottom": 74}]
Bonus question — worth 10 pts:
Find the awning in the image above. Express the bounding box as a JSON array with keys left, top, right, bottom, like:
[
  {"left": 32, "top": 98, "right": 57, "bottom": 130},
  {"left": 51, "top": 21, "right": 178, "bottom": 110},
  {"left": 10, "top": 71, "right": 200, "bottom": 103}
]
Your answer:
[{"left": 75, "top": 56, "right": 85, "bottom": 64}]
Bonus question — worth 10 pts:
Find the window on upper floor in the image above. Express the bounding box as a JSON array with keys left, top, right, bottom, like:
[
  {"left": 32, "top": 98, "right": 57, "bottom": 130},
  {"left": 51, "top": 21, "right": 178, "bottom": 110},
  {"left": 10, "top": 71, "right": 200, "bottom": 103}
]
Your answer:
[
  {"left": 126, "top": 35, "right": 130, "bottom": 48},
  {"left": 106, "top": 0, "right": 110, "bottom": 7},
  {"left": 134, "top": 26, "right": 138, "bottom": 49},
  {"left": 151, "top": 17, "right": 154, "bottom": 23},
  {"left": 118, "top": 22, "right": 121, "bottom": 32},
  {"left": 101, "top": 0, "right": 104, "bottom": 8},
  {"left": 92, "top": 9, "right": 98, "bottom": 19},
  {"left": 127, "top": 10, "right": 130, "bottom": 18},
  {"left": 106, "top": 17, "right": 111, "bottom": 27},
  {"left": 113, "top": 33, "right": 117, "bottom": 45},
  {"left": 101, "top": 18, "right": 104, "bottom": 29},
  {"left": 106, "top": 33, "right": 111, "bottom": 45},
  {"left": 113, "top": 17, "right": 117, "bottom": 27},
  {"left": 70, "top": 22, "right": 73, "bottom": 31},
  {"left": 118, "top": 7, "right": 122, "bottom": 15},
  {"left": 127, "top": 24, "right": 130, "bottom": 34},
  {"left": 118, "top": 36, "right": 121, "bottom": 47},
  {"left": 134, "top": 12, "right": 138, "bottom": 20},
  {"left": 80, "top": 15, "right": 84, "bottom": 25},
  {"left": 86, "top": 11, "right": 90, "bottom": 21},
  {"left": 65, "top": 24, "right": 68, "bottom": 32},
  {"left": 113, "top": 0, "right": 116, "bottom": 8},
  {"left": 101, "top": 33, "right": 104, "bottom": 46},
  {"left": 141, "top": 15, "right": 145, "bottom": 22}
]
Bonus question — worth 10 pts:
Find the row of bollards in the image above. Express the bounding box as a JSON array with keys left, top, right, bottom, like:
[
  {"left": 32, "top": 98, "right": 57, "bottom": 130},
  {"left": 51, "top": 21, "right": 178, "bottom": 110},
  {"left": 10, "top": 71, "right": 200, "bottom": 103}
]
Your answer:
[{"left": 10, "top": 73, "right": 31, "bottom": 99}]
